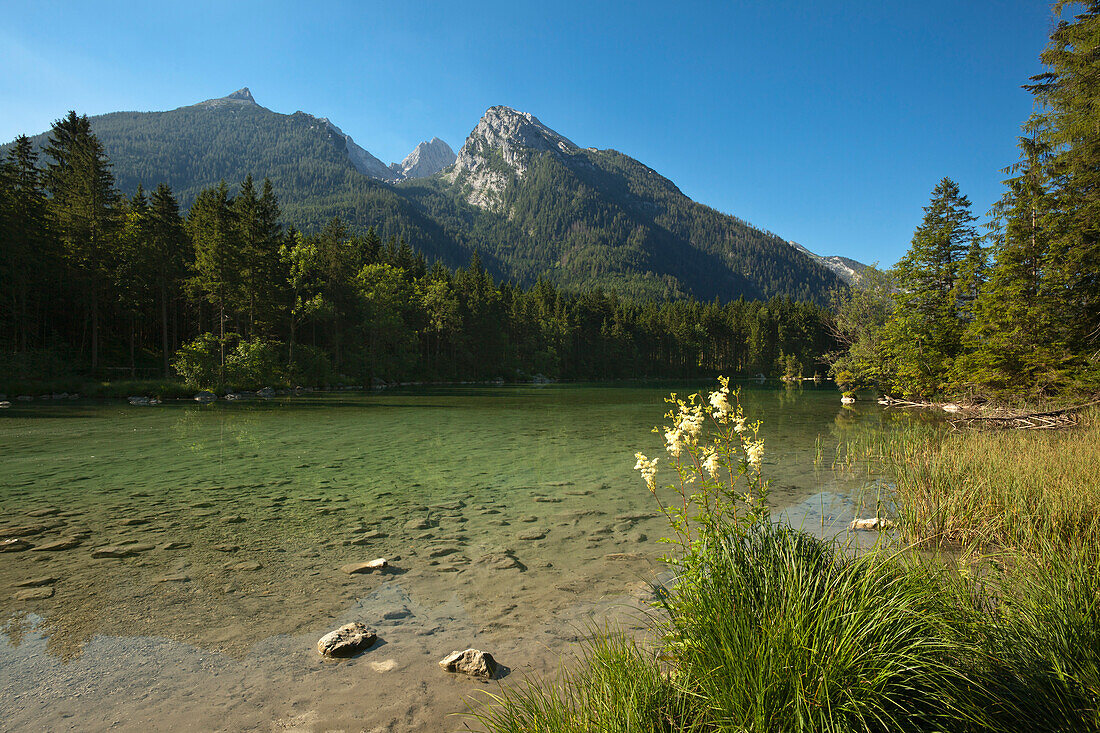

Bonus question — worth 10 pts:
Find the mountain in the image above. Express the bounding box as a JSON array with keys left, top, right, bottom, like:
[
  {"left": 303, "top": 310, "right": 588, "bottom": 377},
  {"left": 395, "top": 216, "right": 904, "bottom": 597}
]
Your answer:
[
  {"left": 390, "top": 137, "right": 456, "bottom": 181},
  {"left": 407, "top": 105, "right": 844, "bottom": 301},
  {"left": 5, "top": 93, "right": 848, "bottom": 302},
  {"left": 5, "top": 89, "right": 472, "bottom": 267},
  {"left": 787, "top": 242, "right": 869, "bottom": 285}
]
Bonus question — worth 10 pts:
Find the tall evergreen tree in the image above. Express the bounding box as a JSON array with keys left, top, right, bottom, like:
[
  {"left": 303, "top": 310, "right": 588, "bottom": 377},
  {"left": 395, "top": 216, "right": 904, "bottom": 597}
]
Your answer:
[
  {"left": 1025, "top": 0, "right": 1100, "bottom": 386},
  {"left": 188, "top": 181, "right": 241, "bottom": 381},
  {"left": 44, "top": 111, "right": 120, "bottom": 370},
  {"left": 885, "top": 178, "right": 977, "bottom": 397},
  {"left": 149, "top": 183, "right": 189, "bottom": 376},
  {"left": 0, "top": 136, "right": 50, "bottom": 352}
]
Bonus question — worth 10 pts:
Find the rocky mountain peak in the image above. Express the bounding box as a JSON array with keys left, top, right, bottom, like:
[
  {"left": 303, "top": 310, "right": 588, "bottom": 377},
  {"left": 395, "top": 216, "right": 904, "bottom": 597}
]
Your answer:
[
  {"left": 193, "top": 87, "right": 260, "bottom": 109},
  {"left": 459, "top": 106, "right": 578, "bottom": 162},
  {"left": 788, "top": 241, "right": 868, "bottom": 285},
  {"left": 448, "top": 106, "right": 579, "bottom": 210},
  {"left": 391, "top": 137, "right": 457, "bottom": 181},
  {"left": 225, "top": 87, "right": 256, "bottom": 103}
]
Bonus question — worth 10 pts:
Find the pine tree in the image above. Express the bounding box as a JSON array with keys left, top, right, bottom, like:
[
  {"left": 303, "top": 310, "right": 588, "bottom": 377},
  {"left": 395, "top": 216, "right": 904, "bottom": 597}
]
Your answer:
[
  {"left": 885, "top": 178, "right": 977, "bottom": 397},
  {"left": 188, "top": 181, "right": 241, "bottom": 382},
  {"left": 44, "top": 111, "right": 120, "bottom": 371},
  {"left": 1025, "top": 1, "right": 1100, "bottom": 387}
]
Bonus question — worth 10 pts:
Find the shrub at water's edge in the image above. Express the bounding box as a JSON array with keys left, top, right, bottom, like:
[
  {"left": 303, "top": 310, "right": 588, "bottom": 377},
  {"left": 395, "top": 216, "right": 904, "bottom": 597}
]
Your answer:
[{"left": 469, "top": 380, "right": 1100, "bottom": 733}]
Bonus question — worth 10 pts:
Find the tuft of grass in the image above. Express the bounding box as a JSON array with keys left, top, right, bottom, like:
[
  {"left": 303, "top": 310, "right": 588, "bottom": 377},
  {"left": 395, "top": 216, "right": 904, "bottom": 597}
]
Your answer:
[
  {"left": 466, "top": 630, "right": 701, "bottom": 733},
  {"left": 660, "top": 522, "right": 995, "bottom": 733}
]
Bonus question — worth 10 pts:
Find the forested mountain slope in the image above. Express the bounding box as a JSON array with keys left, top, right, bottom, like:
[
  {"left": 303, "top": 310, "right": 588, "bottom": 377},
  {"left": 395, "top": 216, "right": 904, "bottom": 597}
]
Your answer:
[{"left": 5, "top": 94, "right": 846, "bottom": 302}]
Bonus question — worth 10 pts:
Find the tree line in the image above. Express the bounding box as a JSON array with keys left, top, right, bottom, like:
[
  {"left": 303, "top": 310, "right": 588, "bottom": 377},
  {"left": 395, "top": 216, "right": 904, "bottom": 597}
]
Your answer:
[
  {"left": 0, "top": 115, "right": 836, "bottom": 389},
  {"left": 829, "top": 2, "right": 1100, "bottom": 401}
]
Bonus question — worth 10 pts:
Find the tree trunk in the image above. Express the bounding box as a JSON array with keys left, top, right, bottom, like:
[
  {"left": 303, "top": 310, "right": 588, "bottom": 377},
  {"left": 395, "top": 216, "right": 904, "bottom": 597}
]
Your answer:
[
  {"left": 219, "top": 300, "right": 226, "bottom": 385},
  {"left": 161, "top": 283, "right": 170, "bottom": 378},
  {"left": 90, "top": 285, "right": 99, "bottom": 372}
]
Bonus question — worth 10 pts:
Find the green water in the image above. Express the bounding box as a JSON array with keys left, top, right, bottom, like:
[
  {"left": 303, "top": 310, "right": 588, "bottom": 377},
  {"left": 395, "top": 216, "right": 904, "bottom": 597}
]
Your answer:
[{"left": 0, "top": 382, "right": 896, "bottom": 730}]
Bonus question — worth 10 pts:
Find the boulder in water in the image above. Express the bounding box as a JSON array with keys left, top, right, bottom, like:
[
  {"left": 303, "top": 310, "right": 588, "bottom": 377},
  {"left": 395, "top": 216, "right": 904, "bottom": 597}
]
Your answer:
[
  {"left": 438, "top": 648, "right": 497, "bottom": 679},
  {"left": 317, "top": 622, "right": 377, "bottom": 657}
]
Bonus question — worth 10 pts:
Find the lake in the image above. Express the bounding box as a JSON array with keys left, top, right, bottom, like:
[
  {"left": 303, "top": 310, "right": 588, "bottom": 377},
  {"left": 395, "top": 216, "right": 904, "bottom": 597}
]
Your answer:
[{"left": 0, "top": 382, "right": 895, "bottom": 731}]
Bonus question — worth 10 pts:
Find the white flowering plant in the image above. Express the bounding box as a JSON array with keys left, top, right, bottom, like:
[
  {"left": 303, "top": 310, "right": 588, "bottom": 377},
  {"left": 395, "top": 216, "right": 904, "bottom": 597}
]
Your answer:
[{"left": 634, "top": 376, "right": 770, "bottom": 569}]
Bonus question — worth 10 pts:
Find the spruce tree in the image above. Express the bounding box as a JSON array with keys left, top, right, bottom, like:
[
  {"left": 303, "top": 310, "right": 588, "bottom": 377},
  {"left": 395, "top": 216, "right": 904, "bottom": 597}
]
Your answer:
[
  {"left": 885, "top": 178, "right": 977, "bottom": 397},
  {"left": 1025, "top": 0, "right": 1100, "bottom": 388},
  {"left": 188, "top": 181, "right": 241, "bottom": 382},
  {"left": 149, "top": 183, "right": 188, "bottom": 376},
  {"left": 44, "top": 111, "right": 120, "bottom": 371}
]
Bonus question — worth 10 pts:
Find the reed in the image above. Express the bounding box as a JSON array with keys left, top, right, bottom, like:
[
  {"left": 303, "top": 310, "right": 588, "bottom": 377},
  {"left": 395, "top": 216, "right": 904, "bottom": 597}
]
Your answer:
[{"left": 888, "top": 410, "right": 1100, "bottom": 550}]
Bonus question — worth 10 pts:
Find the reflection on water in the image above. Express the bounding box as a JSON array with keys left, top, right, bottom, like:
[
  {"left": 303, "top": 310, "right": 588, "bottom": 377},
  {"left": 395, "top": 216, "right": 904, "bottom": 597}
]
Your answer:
[{"left": 0, "top": 382, "right": 912, "bottom": 729}]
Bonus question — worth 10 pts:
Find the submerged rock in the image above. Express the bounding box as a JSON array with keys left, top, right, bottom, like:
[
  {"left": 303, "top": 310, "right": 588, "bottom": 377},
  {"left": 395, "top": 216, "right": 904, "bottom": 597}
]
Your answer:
[
  {"left": 32, "top": 538, "right": 81, "bottom": 551},
  {"left": 15, "top": 576, "right": 57, "bottom": 587},
  {"left": 194, "top": 391, "right": 216, "bottom": 402},
  {"left": 1, "top": 538, "right": 33, "bottom": 552},
  {"left": 340, "top": 558, "right": 388, "bottom": 574},
  {"left": 438, "top": 648, "right": 497, "bottom": 679},
  {"left": 229, "top": 560, "right": 263, "bottom": 571},
  {"left": 14, "top": 586, "right": 54, "bottom": 601},
  {"left": 91, "top": 543, "right": 154, "bottom": 558},
  {"left": 0, "top": 523, "right": 56, "bottom": 538},
  {"left": 317, "top": 622, "right": 377, "bottom": 657},
  {"left": 478, "top": 553, "right": 526, "bottom": 571}
]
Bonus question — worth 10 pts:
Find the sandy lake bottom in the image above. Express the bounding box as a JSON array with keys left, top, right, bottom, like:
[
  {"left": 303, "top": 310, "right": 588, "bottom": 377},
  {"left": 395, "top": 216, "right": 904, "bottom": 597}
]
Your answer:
[{"left": 0, "top": 384, "right": 893, "bottom": 731}]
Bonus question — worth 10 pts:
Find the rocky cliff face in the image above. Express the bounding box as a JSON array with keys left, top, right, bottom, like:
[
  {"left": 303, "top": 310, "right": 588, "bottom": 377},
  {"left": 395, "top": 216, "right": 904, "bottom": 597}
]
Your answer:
[
  {"left": 317, "top": 118, "right": 393, "bottom": 180},
  {"left": 446, "top": 106, "right": 579, "bottom": 210},
  {"left": 391, "top": 137, "right": 456, "bottom": 180}
]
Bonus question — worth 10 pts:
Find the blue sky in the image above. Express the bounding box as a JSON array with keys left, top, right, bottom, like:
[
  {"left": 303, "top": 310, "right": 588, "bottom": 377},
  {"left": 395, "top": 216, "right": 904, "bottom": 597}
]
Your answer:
[{"left": 1, "top": 1, "right": 1059, "bottom": 267}]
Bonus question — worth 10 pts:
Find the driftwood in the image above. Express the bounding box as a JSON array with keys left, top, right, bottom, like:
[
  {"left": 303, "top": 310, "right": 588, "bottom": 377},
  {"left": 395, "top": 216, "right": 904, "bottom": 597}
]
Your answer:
[{"left": 949, "top": 398, "right": 1100, "bottom": 431}]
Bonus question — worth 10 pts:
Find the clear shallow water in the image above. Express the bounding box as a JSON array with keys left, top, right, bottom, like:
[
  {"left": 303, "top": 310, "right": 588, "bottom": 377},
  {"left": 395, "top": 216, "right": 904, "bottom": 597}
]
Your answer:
[{"left": 0, "top": 383, "right": 897, "bottom": 731}]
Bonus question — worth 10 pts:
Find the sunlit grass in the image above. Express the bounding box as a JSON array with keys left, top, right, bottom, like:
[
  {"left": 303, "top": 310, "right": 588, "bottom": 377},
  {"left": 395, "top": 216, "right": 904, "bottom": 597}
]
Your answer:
[{"left": 888, "top": 410, "right": 1100, "bottom": 550}]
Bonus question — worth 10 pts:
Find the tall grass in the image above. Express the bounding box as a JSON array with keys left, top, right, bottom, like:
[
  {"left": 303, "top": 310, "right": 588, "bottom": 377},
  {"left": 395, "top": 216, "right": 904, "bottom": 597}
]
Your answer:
[
  {"left": 469, "top": 631, "right": 701, "bottom": 732},
  {"left": 888, "top": 410, "right": 1100, "bottom": 550}
]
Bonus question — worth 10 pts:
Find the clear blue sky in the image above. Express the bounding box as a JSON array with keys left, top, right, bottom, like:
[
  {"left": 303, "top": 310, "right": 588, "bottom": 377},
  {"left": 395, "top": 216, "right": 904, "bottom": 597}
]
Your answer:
[{"left": 1, "top": 0, "right": 1061, "bottom": 267}]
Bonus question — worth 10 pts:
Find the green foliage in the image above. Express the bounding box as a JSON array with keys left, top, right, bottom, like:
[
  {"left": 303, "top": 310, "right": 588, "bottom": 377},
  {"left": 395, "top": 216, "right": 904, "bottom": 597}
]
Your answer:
[
  {"left": 226, "top": 337, "right": 285, "bottom": 388},
  {"left": 171, "top": 332, "right": 222, "bottom": 388},
  {"left": 0, "top": 104, "right": 842, "bottom": 385}
]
